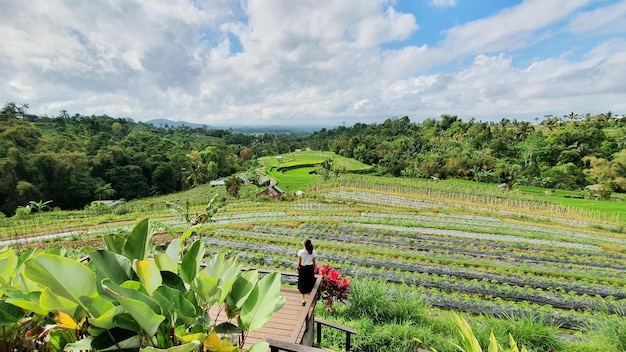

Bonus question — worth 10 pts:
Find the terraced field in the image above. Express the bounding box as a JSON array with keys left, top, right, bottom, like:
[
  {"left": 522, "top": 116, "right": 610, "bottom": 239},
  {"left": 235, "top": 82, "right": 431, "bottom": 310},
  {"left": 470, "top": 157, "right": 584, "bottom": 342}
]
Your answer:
[
  {"left": 192, "top": 187, "right": 626, "bottom": 331},
  {"left": 3, "top": 174, "right": 624, "bottom": 338}
]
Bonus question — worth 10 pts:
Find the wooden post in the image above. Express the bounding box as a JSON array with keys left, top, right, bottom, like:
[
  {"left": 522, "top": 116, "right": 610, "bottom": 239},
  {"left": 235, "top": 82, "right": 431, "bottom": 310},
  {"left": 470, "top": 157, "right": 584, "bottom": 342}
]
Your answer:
[{"left": 314, "top": 318, "right": 357, "bottom": 352}]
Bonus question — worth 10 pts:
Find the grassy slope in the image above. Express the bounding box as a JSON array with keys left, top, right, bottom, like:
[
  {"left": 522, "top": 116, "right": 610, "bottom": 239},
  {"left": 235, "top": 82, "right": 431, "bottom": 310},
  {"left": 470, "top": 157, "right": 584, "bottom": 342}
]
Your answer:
[{"left": 258, "top": 151, "right": 372, "bottom": 191}]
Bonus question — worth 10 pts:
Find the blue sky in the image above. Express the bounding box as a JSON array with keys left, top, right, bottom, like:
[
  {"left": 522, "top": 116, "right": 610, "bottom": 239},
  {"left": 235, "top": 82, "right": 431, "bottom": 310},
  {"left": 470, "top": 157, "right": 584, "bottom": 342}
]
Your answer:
[{"left": 1, "top": 0, "right": 625, "bottom": 127}]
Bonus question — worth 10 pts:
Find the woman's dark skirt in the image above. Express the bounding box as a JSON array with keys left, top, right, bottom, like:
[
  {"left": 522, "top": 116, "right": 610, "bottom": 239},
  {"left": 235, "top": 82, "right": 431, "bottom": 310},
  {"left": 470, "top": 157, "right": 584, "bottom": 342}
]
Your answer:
[{"left": 298, "top": 264, "right": 315, "bottom": 294}]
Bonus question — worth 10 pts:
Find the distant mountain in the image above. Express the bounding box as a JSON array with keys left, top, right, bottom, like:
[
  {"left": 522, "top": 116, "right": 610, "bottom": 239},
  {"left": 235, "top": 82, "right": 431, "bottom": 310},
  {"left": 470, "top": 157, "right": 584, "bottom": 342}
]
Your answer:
[
  {"left": 145, "top": 118, "right": 328, "bottom": 134},
  {"left": 145, "top": 118, "right": 207, "bottom": 129}
]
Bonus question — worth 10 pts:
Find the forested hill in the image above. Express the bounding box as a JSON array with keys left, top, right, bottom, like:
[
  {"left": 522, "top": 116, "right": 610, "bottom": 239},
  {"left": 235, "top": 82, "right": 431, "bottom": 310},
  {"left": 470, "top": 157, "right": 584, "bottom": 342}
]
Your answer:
[
  {"left": 1, "top": 101, "right": 625, "bottom": 216},
  {"left": 0, "top": 103, "right": 309, "bottom": 216},
  {"left": 307, "top": 114, "right": 626, "bottom": 194}
]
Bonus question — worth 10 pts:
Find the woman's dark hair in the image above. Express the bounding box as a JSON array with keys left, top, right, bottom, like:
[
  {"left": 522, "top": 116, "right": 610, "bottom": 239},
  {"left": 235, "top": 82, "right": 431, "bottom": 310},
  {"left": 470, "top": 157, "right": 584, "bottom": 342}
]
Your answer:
[{"left": 304, "top": 239, "right": 314, "bottom": 254}]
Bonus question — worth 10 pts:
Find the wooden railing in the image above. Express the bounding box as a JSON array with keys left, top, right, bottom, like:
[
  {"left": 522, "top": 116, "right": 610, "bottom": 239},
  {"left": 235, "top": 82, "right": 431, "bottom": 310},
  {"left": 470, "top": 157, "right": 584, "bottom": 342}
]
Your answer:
[
  {"left": 265, "top": 338, "right": 330, "bottom": 352},
  {"left": 314, "top": 318, "right": 357, "bottom": 352}
]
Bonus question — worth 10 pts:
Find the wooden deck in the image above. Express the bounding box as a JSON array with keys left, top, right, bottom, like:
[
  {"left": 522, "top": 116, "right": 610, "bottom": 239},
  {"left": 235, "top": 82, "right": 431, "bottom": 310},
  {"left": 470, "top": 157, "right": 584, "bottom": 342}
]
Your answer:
[{"left": 210, "top": 271, "right": 321, "bottom": 350}]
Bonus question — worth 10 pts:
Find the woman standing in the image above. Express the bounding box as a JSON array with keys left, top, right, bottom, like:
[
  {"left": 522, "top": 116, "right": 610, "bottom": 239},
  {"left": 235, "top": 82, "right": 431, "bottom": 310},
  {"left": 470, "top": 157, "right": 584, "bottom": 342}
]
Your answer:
[{"left": 297, "top": 239, "right": 317, "bottom": 306}]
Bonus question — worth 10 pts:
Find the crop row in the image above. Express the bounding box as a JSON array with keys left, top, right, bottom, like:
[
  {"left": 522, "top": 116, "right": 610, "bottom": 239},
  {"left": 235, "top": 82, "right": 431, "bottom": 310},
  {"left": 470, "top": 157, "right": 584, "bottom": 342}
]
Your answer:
[
  {"left": 259, "top": 224, "right": 626, "bottom": 274},
  {"left": 213, "top": 228, "right": 626, "bottom": 289},
  {"left": 200, "top": 234, "right": 626, "bottom": 300},
  {"left": 358, "top": 212, "right": 617, "bottom": 246},
  {"left": 326, "top": 179, "right": 618, "bottom": 226},
  {"left": 210, "top": 207, "right": 624, "bottom": 255},
  {"left": 199, "top": 238, "right": 611, "bottom": 329},
  {"left": 302, "top": 223, "right": 626, "bottom": 266}
]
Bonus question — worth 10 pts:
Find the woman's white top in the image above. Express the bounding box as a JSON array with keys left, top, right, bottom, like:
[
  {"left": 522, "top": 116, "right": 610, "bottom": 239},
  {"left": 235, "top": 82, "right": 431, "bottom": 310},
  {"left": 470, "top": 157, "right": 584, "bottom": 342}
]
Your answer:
[{"left": 298, "top": 249, "right": 317, "bottom": 266}]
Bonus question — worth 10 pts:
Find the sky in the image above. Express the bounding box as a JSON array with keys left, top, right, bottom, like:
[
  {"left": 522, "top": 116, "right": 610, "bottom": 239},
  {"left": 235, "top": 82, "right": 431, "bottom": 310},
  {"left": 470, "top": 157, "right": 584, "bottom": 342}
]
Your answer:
[{"left": 1, "top": 0, "right": 625, "bottom": 127}]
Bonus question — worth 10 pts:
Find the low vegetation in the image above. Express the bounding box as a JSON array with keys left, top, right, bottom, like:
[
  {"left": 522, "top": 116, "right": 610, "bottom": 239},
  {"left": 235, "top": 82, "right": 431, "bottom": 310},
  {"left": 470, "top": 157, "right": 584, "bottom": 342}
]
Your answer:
[
  {"left": 2, "top": 105, "right": 626, "bottom": 352},
  {"left": 2, "top": 166, "right": 624, "bottom": 351}
]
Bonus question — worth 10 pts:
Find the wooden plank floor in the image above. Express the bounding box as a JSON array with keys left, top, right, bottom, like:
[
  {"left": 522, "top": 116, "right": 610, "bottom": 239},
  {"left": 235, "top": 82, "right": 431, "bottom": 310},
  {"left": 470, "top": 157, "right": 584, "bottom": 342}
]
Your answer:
[{"left": 209, "top": 276, "right": 321, "bottom": 350}]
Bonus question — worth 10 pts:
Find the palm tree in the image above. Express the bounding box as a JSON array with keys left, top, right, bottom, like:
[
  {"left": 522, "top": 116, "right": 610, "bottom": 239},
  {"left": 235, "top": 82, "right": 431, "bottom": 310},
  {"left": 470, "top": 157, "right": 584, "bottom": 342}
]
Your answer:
[{"left": 94, "top": 183, "right": 116, "bottom": 200}]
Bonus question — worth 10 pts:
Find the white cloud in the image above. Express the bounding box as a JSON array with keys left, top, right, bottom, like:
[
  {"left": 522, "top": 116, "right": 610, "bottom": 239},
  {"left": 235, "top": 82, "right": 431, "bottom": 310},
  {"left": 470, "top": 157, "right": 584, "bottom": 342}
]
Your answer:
[
  {"left": 0, "top": 0, "right": 624, "bottom": 126},
  {"left": 439, "top": 0, "right": 590, "bottom": 55},
  {"left": 382, "top": 38, "right": 626, "bottom": 120},
  {"left": 429, "top": 0, "right": 457, "bottom": 7},
  {"left": 567, "top": 0, "right": 626, "bottom": 35}
]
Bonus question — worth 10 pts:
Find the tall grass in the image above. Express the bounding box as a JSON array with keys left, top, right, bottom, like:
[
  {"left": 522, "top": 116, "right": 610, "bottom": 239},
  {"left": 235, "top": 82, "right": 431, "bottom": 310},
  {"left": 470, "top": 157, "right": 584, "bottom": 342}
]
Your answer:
[
  {"left": 572, "top": 312, "right": 626, "bottom": 352},
  {"left": 315, "top": 279, "right": 625, "bottom": 352}
]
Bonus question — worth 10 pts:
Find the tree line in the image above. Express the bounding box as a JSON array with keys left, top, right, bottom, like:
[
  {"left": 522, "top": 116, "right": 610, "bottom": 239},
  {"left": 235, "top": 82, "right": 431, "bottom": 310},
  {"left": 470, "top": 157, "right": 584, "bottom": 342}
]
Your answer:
[
  {"left": 308, "top": 114, "right": 626, "bottom": 194},
  {"left": 0, "top": 102, "right": 307, "bottom": 216},
  {"left": 1, "top": 102, "right": 625, "bottom": 216}
]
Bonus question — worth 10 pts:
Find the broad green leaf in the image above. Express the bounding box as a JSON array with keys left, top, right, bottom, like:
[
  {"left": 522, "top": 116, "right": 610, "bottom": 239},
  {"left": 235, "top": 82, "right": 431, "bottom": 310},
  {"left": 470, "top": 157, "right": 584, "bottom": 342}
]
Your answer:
[
  {"left": 24, "top": 254, "right": 97, "bottom": 316},
  {"left": 192, "top": 275, "right": 219, "bottom": 306},
  {"left": 201, "top": 253, "right": 242, "bottom": 305},
  {"left": 15, "top": 270, "right": 40, "bottom": 294},
  {"left": 17, "top": 248, "right": 36, "bottom": 267},
  {"left": 155, "top": 252, "right": 177, "bottom": 273},
  {"left": 140, "top": 341, "right": 201, "bottom": 352},
  {"left": 40, "top": 288, "right": 79, "bottom": 316},
  {"left": 165, "top": 238, "right": 181, "bottom": 265},
  {"left": 0, "top": 250, "right": 17, "bottom": 285},
  {"left": 91, "top": 327, "right": 141, "bottom": 351},
  {"left": 101, "top": 278, "right": 162, "bottom": 314},
  {"left": 214, "top": 322, "right": 243, "bottom": 334},
  {"left": 102, "top": 281, "right": 165, "bottom": 336},
  {"left": 180, "top": 240, "right": 204, "bottom": 284},
  {"left": 113, "top": 312, "right": 142, "bottom": 333},
  {"left": 103, "top": 233, "right": 126, "bottom": 254},
  {"left": 46, "top": 246, "right": 67, "bottom": 256},
  {"left": 247, "top": 341, "right": 270, "bottom": 352},
  {"left": 239, "top": 272, "right": 283, "bottom": 331},
  {"left": 122, "top": 218, "right": 153, "bottom": 261},
  {"left": 89, "top": 305, "right": 126, "bottom": 329},
  {"left": 81, "top": 295, "right": 115, "bottom": 321},
  {"left": 225, "top": 270, "right": 258, "bottom": 318},
  {"left": 153, "top": 285, "right": 197, "bottom": 324},
  {"left": 162, "top": 271, "right": 187, "bottom": 292},
  {"left": 4, "top": 287, "right": 49, "bottom": 316},
  {"left": 63, "top": 337, "right": 94, "bottom": 351},
  {"left": 180, "top": 224, "right": 202, "bottom": 243},
  {"left": 136, "top": 259, "right": 162, "bottom": 295},
  {"left": 0, "top": 300, "right": 24, "bottom": 326},
  {"left": 89, "top": 250, "right": 133, "bottom": 285}
]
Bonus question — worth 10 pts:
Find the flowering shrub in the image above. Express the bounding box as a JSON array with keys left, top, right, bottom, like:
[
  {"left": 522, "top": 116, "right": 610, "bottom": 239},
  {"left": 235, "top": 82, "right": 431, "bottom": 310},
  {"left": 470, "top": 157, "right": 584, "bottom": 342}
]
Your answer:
[{"left": 317, "top": 264, "right": 350, "bottom": 310}]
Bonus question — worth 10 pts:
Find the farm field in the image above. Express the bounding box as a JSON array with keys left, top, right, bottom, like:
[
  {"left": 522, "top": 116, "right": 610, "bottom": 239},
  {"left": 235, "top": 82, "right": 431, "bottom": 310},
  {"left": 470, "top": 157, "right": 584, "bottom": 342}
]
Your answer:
[
  {"left": 2, "top": 168, "right": 626, "bottom": 351},
  {"left": 197, "top": 189, "right": 626, "bottom": 328},
  {"left": 258, "top": 151, "right": 372, "bottom": 191}
]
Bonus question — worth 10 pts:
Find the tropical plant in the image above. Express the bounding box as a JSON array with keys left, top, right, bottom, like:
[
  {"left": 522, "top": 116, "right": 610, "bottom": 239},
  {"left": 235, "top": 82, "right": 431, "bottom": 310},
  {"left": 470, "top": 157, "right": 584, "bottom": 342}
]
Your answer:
[
  {"left": 317, "top": 264, "right": 350, "bottom": 310},
  {"left": 451, "top": 312, "right": 529, "bottom": 352},
  {"left": 167, "top": 194, "right": 225, "bottom": 226},
  {"left": 28, "top": 199, "right": 53, "bottom": 212},
  {"left": 0, "top": 218, "right": 285, "bottom": 351},
  {"left": 94, "top": 182, "right": 116, "bottom": 200}
]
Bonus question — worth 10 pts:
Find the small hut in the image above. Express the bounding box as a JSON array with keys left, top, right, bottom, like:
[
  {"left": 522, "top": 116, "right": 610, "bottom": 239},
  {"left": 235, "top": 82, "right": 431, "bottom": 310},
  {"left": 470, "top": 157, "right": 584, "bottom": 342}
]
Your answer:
[{"left": 259, "top": 185, "right": 284, "bottom": 198}]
